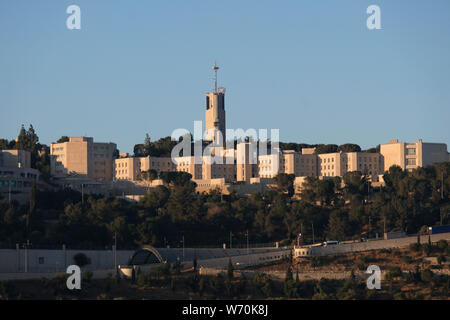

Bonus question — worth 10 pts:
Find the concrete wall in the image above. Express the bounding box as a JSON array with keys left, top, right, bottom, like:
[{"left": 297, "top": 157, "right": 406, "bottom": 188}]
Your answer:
[
  {"left": 0, "top": 247, "right": 135, "bottom": 273},
  {"left": 196, "top": 249, "right": 291, "bottom": 270},
  {"left": 294, "top": 233, "right": 450, "bottom": 257},
  {"left": 0, "top": 150, "right": 31, "bottom": 168},
  {"left": 0, "top": 246, "right": 289, "bottom": 274}
]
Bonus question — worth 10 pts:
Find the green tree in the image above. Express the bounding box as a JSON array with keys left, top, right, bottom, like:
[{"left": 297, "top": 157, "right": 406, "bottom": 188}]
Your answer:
[
  {"left": 273, "top": 173, "right": 295, "bottom": 197},
  {"left": 314, "top": 144, "right": 338, "bottom": 154},
  {"left": 0, "top": 139, "right": 9, "bottom": 150},
  {"left": 338, "top": 144, "right": 361, "bottom": 153},
  {"left": 56, "top": 136, "right": 70, "bottom": 143},
  {"left": 327, "top": 209, "right": 351, "bottom": 241},
  {"left": 227, "top": 258, "right": 234, "bottom": 280},
  {"left": 27, "top": 182, "right": 36, "bottom": 233}
]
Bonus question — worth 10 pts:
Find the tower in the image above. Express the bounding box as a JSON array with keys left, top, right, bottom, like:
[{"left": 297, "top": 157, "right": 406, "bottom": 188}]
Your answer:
[{"left": 205, "top": 62, "right": 226, "bottom": 144}]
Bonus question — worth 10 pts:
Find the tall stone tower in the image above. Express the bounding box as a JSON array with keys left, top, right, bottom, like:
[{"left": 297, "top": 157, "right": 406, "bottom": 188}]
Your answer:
[{"left": 205, "top": 62, "right": 226, "bottom": 144}]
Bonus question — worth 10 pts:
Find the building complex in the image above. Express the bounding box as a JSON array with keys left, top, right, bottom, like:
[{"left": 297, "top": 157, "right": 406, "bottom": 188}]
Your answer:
[{"left": 44, "top": 64, "right": 449, "bottom": 197}]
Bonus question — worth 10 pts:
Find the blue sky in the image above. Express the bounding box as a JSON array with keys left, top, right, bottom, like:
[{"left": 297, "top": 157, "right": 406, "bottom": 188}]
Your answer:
[{"left": 1, "top": 0, "right": 449, "bottom": 153}]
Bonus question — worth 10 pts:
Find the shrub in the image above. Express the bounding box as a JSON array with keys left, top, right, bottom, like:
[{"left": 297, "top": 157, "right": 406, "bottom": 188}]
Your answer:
[
  {"left": 358, "top": 255, "right": 368, "bottom": 264},
  {"left": 393, "top": 249, "right": 402, "bottom": 257},
  {"left": 209, "top": 275, "right": 225, "bottom": 296},
  {"left": 437, "top": 254, "right": 446, "bottom": 265},
  {"left": 393, "top": 292, "right": 404, "bottom": 300},
  {"left": 184, "top": 275, "right": 200, "bottom": 293},
  {"left": 260, "top": 279, "right": 274, "bottom": 297},
  {"left": 227, "top": 259, "right": 234, "bottom": 280},
  {"left": 82, "top": 270, "right": 93, "bottom": 283},
  {"left": 437, "top": 240, "right": 448, "bottom": 251},
  {"left": 198, "top": 277, "right": 206, "bottom": 296},
  {"left": 73, "top": 253, "right": 90, "bottom": 267},
  {"left": 252, "top": 273, "right": 274, "bottom": 298},
  {"left": 409, "top": 243, "right": 421, "bottom": 252},
  {"left": 365, "top": 289, "right": 380, "bottom": 300},
  {"left": 422, "top": 244, "right": 432, "bottom": 256},
  {"left": 357, "top": 263, "right": 366, "bottom": 271},
  {"left": 420, "top": 268, "right": 434, "bottom": 283},
  {"left": 310, "top": 256, "right": 321, "bottom": 268},
  {"left": 154, "top": 262, "right": 171, "bottom": 277},
  {"left": 402, "top": 255, "right": 413, "bottom": 264},
  {"left": 386, "top": 267, "right": 402, "bottom": 280},
  {"left": 0, "top": 281, "right": 16, "bottom": 300}
]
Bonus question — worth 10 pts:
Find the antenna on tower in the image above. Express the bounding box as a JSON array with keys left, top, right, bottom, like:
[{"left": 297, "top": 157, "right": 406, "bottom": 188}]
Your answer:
[{"left": 212, "top": 61, "right": 219, "bottom": 93}]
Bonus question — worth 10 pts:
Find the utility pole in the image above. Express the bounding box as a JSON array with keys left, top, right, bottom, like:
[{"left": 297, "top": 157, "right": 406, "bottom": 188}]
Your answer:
[
  {"left": 311, "top": 222, "right": 315, "bottom": 244},
  {"left": 8, "top": 181, "right": 11, "bottom": 204},
  {"left": 23, "top": 240, "right": 30, "bottom": 273},
  {"left": 229, "top": 231, "right": 233, "bottom": 249},
  {"left": 182, "top": 235, "right": 185, "bottom": 261},
  {"left": 246, "top": 230, "right": 249, "bottom": 255},
  {"left": 441, "top": 171, "right": 444, "bottom": 226},
  {"left": 114, "top": 232, "right": 117, "bottom": 270}
]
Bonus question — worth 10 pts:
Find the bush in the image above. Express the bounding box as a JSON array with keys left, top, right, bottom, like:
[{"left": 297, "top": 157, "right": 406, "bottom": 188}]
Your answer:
[
  {"left": 437, "top": 240, "right": 448, "bottom": 251},
  {"left": 154, "top": 262, "right": 171, "bottom": 277},
  {"left": 252, "top": 273, "right": 274, "bottom": 298},
  {"left": 73, "top": 253, "right": 90, "bottom": 267},
  {"left": 402, "top": 255, "right": 413, "bottom": 264},
  {"left": 422, "top": 244, "right": 432, "bottom": 256},
  {"left": 209, "top": 275, "right": 225, "bottom": 296},
  {"left": 310, "top": 257, "right": 321, "bottom": 268},
  {"left": 420, "top": 268, "right": 434, "bottom": 283},
  {"left": 198, "top": 277, "right": 206, "bottom": 296},
  {"left": 393, "top": 292, "right": 405, "bottom": 300},
  {"left": 227, "top": 259, "right": 234, "bottom": 280},
  {"left": 82, "top": 271, "right": 93, "bottom": 283},
  {"left": 409, "top": 243, "right": 421, "bottom": 252},
  {"left": 365, "top": 289, "right": 380, "bottom": 300},
  {"left": 437, "top": 255, "right": 446, "bottom": 265},
  {"left": 0, "top": 281, "right": 16, "bottom": 300},
  {"left": 358, "top": 255, "right": 368, "bottom": 264},
  {"left": 386, "top": 267, "right": 402, "bottom": 280},
  {"left": 184, "top": 275, "right": 200, "bottom": 293},
  {"left": 48, "top": 274, "right": 68, "bottom": 296}
]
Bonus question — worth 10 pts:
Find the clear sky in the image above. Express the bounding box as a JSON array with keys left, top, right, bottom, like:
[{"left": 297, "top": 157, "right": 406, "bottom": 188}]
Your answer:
[{"left": 1, "top": 0, "right": 449, "bottom": 153}]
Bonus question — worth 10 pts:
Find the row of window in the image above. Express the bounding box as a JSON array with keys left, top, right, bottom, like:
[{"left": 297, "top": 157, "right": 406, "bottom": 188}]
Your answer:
[
  {"left": 406, "top": 148, "right": 416, "bottom": 155},
  {"left": 0, "top": 180, "right": 33, "bottom": 188}
]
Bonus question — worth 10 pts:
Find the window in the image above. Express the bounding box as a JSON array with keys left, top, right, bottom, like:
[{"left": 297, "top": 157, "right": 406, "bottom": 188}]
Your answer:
[
  {"left": 38, "top": 257, "right": 45, "bottom": 264},
  {"left": 407, "top": 158, "right": 416, "bottom": 166},
  {"left": 406, "top": 148, "right": 416, "bottom": 155}
]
